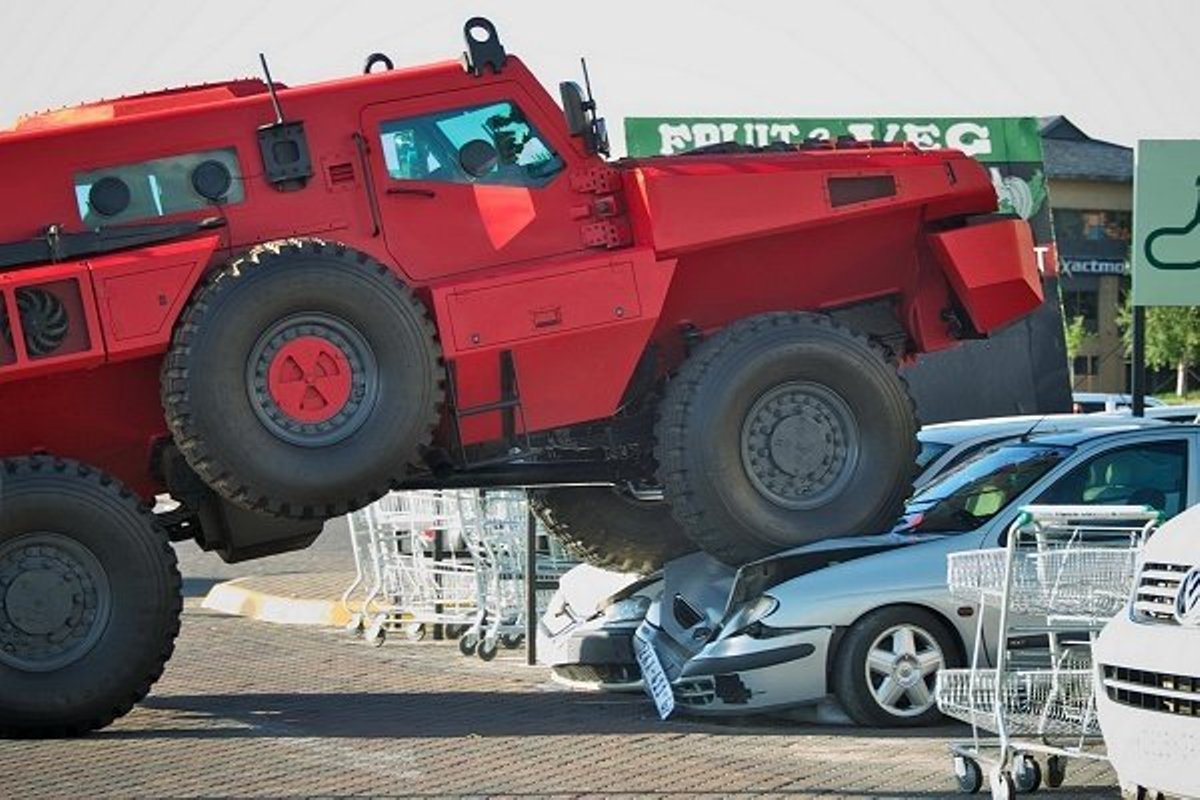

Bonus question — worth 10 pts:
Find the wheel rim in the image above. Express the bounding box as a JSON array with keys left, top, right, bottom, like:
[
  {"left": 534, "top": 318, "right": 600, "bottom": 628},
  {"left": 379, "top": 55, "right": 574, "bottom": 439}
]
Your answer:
[
  {"left": 740, "top": 381, "right": 860, "bottom": 510},
  {"left": 246, "top": 313, "right": 378, "bottom": 447},
  {"left": 0, "top": 533, "right": 113, "bottom": 672},
  {"left": 863, "top": 623, "right": 944, "bottom": 718}
]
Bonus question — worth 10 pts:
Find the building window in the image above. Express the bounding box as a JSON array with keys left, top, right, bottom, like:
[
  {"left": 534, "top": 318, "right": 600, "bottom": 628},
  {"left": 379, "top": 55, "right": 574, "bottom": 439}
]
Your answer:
[
  {"left": 1073, "top": 355, "right": 1099, "bottom": 376},
  {"left": 1063, "top": 288, "right": 1099, "bottom": 334},
  {"left": 1054, "top": 209, "right": 1132, "bottom": 258},
  {"left": 1053, "top": 208, "right": 1133, "bottom": 276}
]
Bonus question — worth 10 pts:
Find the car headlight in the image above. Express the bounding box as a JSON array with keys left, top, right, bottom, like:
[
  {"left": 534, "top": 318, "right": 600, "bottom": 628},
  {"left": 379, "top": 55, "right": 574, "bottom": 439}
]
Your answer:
[
  {"left": 722, "top": 595, "right": 779, "bottom": 637},
  {"left": 602, "top": 595, "right": 651, "bottom": 623}
]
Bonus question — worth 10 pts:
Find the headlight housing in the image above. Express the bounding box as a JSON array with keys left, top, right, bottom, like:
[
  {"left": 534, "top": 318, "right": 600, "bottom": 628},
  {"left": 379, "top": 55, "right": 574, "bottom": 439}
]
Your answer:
[
  {"left": 721, "top": 595, "right": 779, "bottom": 637},
  {"left": 601, "top": 595, "right": 651, "bottom": 623}
]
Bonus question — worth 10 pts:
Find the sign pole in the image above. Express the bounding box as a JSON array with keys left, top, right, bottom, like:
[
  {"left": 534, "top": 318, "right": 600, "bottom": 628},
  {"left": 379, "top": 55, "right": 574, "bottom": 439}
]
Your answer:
[
  {"left": 525, "top": 503, "right": 538, "bottom": 667},
  {"left": 1132, "top": 304, "right": 1146, "bottom": 416}
]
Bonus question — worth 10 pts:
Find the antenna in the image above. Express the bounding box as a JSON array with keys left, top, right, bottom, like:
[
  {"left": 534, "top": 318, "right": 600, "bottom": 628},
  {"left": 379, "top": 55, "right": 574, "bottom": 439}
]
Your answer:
[
  {"left": 259, "top": 52, "right": 285, "bottom": 125},
  {"left": 1019, "top": 415, "right": 1048, "bottom": 442},
  {"left": 253, "top": 52, "right": 312, "bottom": 192},
  {"left": 580, "top": 57, "right": 596, "bottom": 109}
]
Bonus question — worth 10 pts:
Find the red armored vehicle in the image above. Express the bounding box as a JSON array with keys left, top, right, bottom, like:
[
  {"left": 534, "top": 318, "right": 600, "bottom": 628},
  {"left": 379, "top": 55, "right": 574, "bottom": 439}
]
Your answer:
[{"left": 0, "top": 19, "right": 1040, "bottom": 735}]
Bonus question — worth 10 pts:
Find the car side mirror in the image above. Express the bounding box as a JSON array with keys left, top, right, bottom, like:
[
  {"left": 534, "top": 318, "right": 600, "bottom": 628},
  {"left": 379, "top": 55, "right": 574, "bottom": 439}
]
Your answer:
[
  {"left": 459, "top": 139, "right": 498, "bottom": 178},
  {"left": 560, "top": 81, "right": 589, "bottom": 137}
]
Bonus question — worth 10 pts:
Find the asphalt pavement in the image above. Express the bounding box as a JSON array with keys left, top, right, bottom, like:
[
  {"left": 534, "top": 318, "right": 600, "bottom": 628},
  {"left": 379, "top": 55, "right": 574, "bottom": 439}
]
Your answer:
[{"left": 1, "top": 519, "right": 1122, "bottom": 798}]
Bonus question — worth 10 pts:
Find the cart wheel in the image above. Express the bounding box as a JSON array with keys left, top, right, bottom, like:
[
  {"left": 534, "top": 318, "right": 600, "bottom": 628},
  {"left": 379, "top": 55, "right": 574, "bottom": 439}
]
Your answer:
[
  {"left": 458, "top": 633, "right": 478, "bottom": 657},
  {"left": 345, "top": 613, "right": 365, "bottom": 638},
  {"left": 953, "top": 756, "right": 983, "bottom": 794},
  {"left": 501, "top": 633, "right": 524, "bottom": 649},
  {"left": 989, "top": 767, "right": 1016, "bottom": 800},
  {"left": 1013, "top": 755, "right": 1041, "bottom": 794},
  {"left": 1124, "top": 787, "right": 1164, "bottom": 800},
  {"left": 1045, "top": 756, "right": 1066, "bottom": 789},
  {"left": 405, "top": 623, "right": 426, "bottom": 642},
  {"left": 478, "top": 638, "right": 499, "bottom": 662},
  {"left": 365, "top": 623, "right": 386, "bottom": 648}
]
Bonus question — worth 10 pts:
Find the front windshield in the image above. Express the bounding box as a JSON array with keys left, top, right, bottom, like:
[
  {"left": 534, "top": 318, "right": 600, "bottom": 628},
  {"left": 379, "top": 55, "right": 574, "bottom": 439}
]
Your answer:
[
  {"left": 900, "top": 443, "right": 1072, "bottom": 533},
  {"left": 915, "top": 439, "right": 952, "bottom": 471}
]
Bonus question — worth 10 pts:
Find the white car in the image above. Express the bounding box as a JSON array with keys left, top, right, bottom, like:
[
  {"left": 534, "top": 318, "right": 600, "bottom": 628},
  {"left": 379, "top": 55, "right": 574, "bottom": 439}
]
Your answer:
[
  {"left": 1072, "top": 392, "right": 1166, "bottom": 413},
  {"left": 1094, "top": 503, "right": 1200, "bottom": 799},
  {"left": 1096, "top": 403, "right": 1200, "bottom": 424},
  {"left": 538, "top": 563, "right": 663, "bottom": 690}
]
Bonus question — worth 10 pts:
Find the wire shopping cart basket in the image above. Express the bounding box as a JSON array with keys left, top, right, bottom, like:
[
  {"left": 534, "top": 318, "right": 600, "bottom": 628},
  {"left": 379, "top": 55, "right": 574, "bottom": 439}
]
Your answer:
[
  {"left": 343, "top": 489, "right": 576, "bottom": 655},
  {"left": 453, "top": 489, "right": 577, "bottom": 660},
  {"left": 936, "top": 505, "right": 1160, "bottom": 798},
  {"left": 342, "top": 490, "right": 478, "bottom": 646}
]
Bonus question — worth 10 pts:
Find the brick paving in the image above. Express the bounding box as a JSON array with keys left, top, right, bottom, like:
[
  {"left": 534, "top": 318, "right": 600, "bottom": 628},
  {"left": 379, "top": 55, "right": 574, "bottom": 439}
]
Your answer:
[{"left": 2, "top": 592, "right": 1120, "bottom": 798}]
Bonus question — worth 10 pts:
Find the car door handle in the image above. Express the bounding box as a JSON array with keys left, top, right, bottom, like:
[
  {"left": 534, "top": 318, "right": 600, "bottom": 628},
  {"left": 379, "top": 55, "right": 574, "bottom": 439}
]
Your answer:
[{"left": 386, "top": 187, "right": 437, "bottom": 198}]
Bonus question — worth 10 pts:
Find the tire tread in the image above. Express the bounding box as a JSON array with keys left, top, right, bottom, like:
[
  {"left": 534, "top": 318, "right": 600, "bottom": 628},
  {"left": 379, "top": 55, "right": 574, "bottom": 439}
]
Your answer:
[
  {"left": 655, "top": 311, "right": 919, "bottom": 564},
  {"left": 160, "top": 239, "right": 444, "bottom": 519},
  {"left": 0, "top": 456, "right": 182, "bottom": 738}
]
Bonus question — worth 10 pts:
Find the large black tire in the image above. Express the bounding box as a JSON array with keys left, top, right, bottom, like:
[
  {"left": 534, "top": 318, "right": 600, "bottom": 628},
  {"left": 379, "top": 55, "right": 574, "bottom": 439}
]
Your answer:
[
  {"left": 832, "top": 606, "right": 959, "bottom": 727},
  {"left": 656, "top": 312, "right": 917, "bottom": 564},
  {"left": 0, "top": 457, "right": 182, "bottom": 737},
  {"left": 530, "top": 487, "right": 695, "bottom": 574},
  {"left": 162, "top": 240, "right": 443, "bottom": 519}
]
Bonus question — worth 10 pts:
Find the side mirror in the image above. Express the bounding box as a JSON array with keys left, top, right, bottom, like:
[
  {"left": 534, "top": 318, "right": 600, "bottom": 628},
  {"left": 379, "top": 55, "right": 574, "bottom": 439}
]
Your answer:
[
  {"left": 559, "top": 81, "right": 608, "bottom": 157},
  {"left": 560, "top": 81, "right": 589, "bottom": 137},
  {"left": 459, "top": 139, "right": 499, "bottom": 178}
]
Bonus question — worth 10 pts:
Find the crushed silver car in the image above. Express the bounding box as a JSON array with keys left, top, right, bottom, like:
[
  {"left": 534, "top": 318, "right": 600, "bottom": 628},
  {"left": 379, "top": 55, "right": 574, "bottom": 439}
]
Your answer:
[
  {"left": 538, "top": 563, "right": 663, "bottom": 690},
  {"left": 636, "top": 424, "right": 1198, "bottom": 726}
]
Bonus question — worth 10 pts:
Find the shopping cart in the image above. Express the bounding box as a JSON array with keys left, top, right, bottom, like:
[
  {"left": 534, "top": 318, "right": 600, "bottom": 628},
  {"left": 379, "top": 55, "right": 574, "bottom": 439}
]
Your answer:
[
  {"left": 341, "top": 490, "right": 478, "bottom": 646},
  {"left": 453, "top": 490, "right": 577, "bottom": 660},
  {"left": 936, "top": 505, "right": 1160, "bottom": 798},
  {"left": 343, "top": 489, "right": 576, "bottom": 655}
]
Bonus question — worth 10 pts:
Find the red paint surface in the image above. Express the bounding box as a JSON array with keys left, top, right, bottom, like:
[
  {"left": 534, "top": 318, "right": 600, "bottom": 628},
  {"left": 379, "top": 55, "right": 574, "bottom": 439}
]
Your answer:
[
  {"left": 0, "top": 51, "right": 1042, "bottom": 499},
  {"left": 267, "top": 336, "right": 353, "bottom": 424}
]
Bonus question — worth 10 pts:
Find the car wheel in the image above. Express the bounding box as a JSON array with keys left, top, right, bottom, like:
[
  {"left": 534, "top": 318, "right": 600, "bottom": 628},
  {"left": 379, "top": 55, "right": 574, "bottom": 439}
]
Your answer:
[{"left": 833, "top": 606, "right": 958, "bottom": 727}]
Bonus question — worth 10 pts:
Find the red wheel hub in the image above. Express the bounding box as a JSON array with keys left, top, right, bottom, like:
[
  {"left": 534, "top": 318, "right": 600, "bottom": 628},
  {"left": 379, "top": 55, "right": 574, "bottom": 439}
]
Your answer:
[{"left": 266, "top": 335, "right": 354, "bottom": 423}]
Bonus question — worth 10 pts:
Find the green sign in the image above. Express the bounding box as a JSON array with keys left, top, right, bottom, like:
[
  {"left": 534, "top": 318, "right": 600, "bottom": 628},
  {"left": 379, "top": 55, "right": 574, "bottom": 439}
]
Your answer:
[
  {"left": 1134, "top": 140, "right": 1200, "bottom": 306},
  {"left": 625, "top": 116, "right": 1044, "bottom": 163}
]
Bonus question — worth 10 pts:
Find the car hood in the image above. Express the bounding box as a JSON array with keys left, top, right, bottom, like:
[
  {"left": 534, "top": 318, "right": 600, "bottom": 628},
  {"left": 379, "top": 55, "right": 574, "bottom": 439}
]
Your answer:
[{"left": 726, "top": 529, "right": 960, "bottom": 609}]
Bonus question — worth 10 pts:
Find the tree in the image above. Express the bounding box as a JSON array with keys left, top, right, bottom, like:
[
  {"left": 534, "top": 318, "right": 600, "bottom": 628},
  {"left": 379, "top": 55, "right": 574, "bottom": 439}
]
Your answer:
[
  {"left": 1119, "top": 300, "right": 1200, "bottom": 396},
  {"left": 1063, "top": 314, "right": 1090, "bottom": 362},
  {"left": 1060, "top": 284, "right": 1093, "bottom": 385}
]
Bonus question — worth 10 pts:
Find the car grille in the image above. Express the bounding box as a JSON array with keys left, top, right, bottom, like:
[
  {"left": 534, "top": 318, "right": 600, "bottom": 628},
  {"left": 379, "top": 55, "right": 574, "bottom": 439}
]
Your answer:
[
  {"left": 1132, "top": 561, "right": 1191, "bottom": 623},
  {"left": 674, "top": 677, "right": 716, "bottom": 707},
  {"left": 1102, "top": 664, "right": 1200, "bottom": 717}
]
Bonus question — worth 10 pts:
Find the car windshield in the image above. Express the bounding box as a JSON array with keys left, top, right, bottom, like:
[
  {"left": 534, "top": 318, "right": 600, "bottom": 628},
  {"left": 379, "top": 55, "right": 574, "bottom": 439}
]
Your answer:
[
  {"left": 899, "top": 443, "right": 1072, "bottom": 533},
  {"left": 915, "top": 439, "right": 952, "bottom": 471}
]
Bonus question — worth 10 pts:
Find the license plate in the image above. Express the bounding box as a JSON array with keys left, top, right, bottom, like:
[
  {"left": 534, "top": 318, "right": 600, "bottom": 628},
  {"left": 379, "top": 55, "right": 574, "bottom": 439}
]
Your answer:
[{"left": 633, "top": 629, "right": 675, "bottom": 720}]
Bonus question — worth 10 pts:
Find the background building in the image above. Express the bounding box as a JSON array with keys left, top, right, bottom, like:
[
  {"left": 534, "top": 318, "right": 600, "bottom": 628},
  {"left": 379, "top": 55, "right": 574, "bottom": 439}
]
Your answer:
[{"left": 1041, "top": 116, "right": 1133, "bottom": 392}]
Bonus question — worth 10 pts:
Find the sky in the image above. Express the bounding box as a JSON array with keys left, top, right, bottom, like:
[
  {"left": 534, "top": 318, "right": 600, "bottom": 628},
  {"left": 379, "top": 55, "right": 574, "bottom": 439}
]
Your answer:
[{"left": 1, "top": 1, "right": 1196, "bottom": 155}]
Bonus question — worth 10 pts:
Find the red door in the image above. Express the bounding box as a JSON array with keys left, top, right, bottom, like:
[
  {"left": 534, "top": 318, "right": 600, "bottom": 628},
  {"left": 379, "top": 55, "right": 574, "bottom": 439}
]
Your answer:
[{"left": 360, "top": 85, "right": 589, "bottom": 283}]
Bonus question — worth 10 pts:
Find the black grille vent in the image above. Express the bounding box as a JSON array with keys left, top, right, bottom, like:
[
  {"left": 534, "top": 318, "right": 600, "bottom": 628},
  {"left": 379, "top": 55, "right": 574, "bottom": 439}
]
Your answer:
[
  {"left": 1133, "top": 561, "right": 1190, "bottom": 623},
  {"left": 327, "top": 162, "right": 356, "bottom": 185},
  {"left": 1103, "top": 663, "right": 1200, "bottom": 717},
  {"left": 828, "top": 175, "right": 897, "bottom": 207}
]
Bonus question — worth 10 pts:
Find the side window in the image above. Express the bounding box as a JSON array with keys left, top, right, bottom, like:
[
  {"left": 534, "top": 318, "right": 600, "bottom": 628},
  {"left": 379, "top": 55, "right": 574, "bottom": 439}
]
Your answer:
[
  {"left": 75, "top": 148, "right": 243, "bottom": 226},
  {"left": 1035, "top": 440, "right": 1190, "bottom": 519},
  {"left": 379, "top": 101, "right": 564, "bottom": 187}
]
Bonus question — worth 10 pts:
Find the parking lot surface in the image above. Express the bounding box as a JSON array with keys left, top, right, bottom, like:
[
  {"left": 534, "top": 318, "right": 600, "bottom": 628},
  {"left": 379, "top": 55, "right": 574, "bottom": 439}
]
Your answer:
[{"left": 1, "top": 530, "right": 1121, "bottom": 799}]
